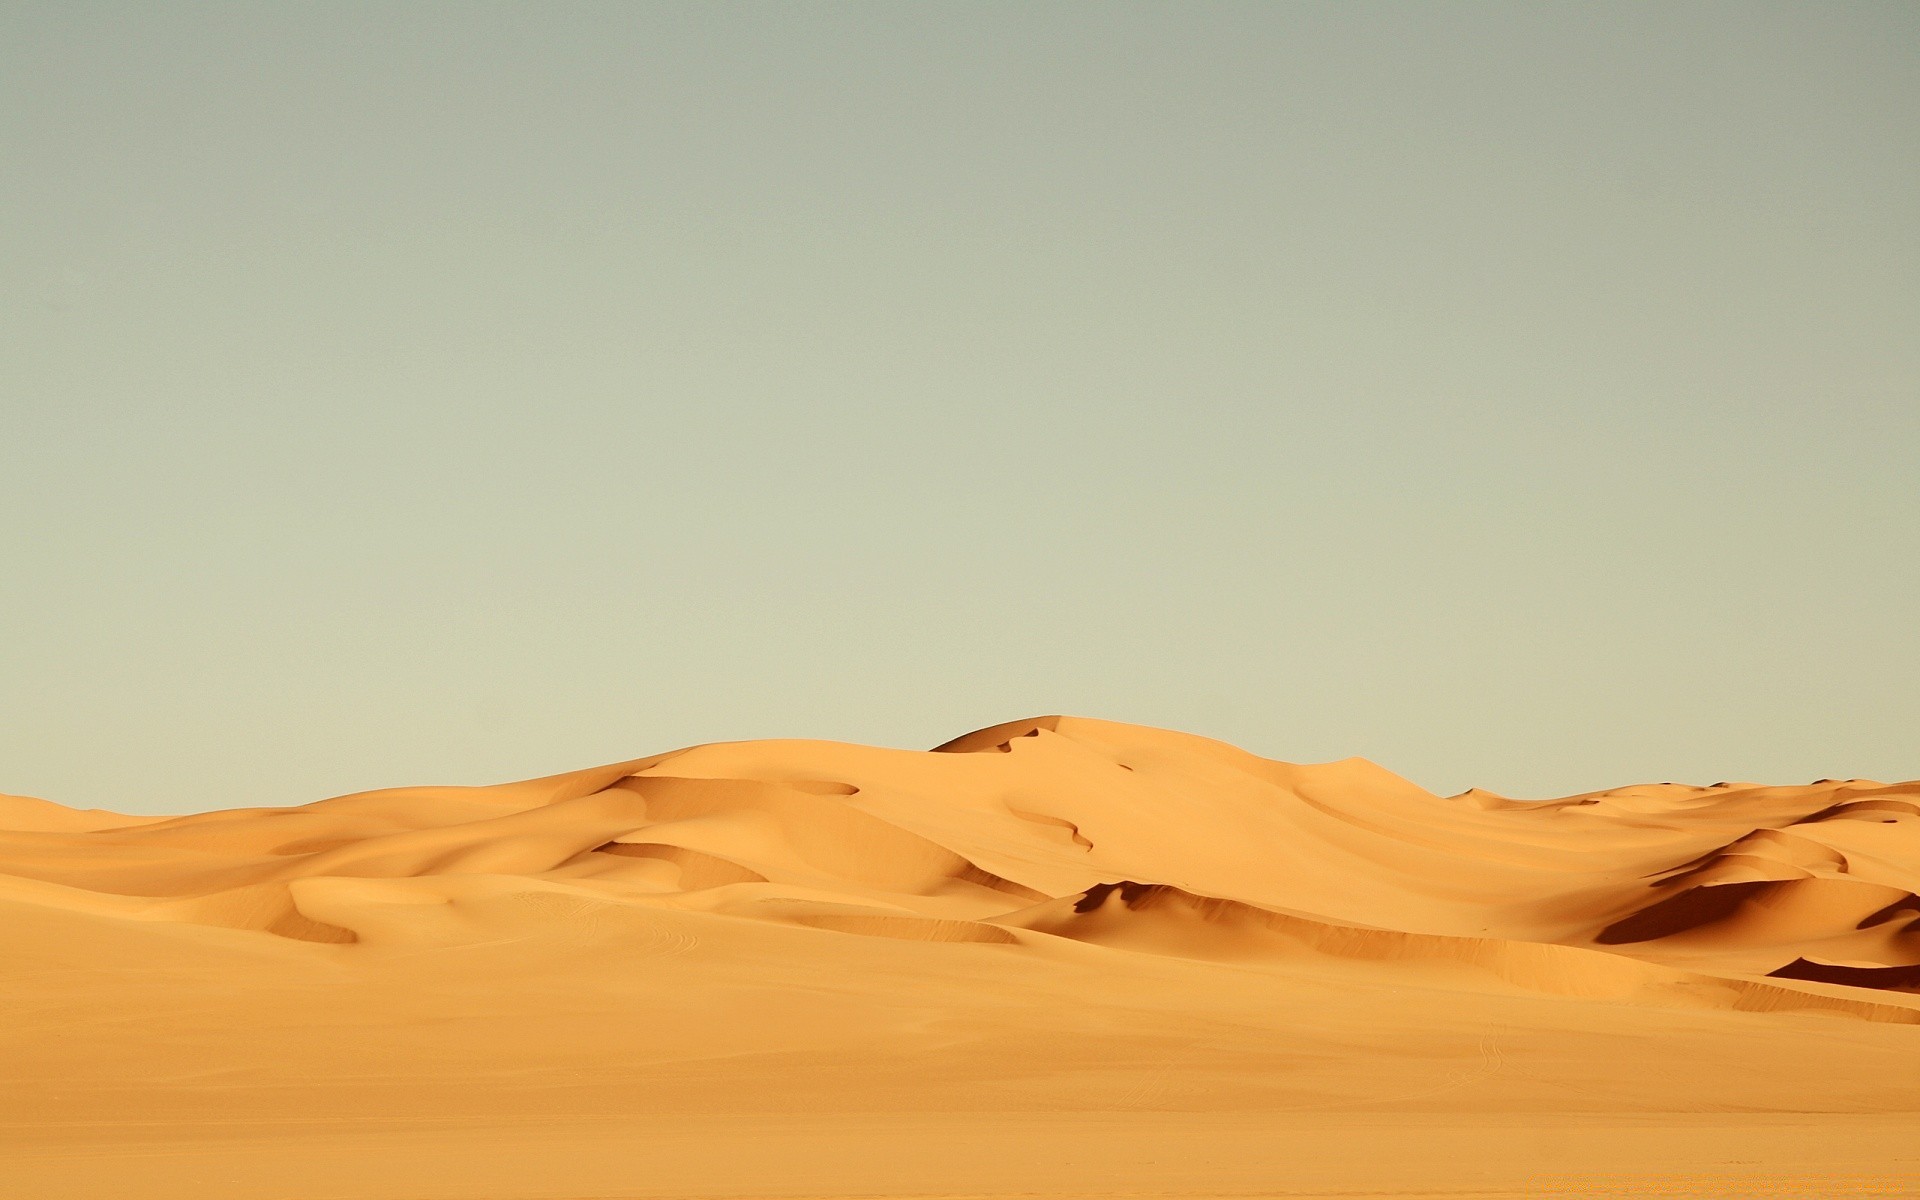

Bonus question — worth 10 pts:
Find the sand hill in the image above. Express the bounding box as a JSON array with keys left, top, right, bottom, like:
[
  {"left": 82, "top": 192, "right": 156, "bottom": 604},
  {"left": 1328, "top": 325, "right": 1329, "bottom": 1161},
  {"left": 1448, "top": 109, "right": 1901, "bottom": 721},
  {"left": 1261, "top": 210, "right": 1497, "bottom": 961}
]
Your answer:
[{"left": 3, "top": 716, "right": 1917, "bottom": 1198}]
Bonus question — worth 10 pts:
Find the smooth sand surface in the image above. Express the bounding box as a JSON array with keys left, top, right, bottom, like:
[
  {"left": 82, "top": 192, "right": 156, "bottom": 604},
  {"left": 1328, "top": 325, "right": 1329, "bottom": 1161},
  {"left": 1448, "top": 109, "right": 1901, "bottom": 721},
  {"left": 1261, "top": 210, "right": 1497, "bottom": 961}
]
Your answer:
[{"left": 3, "top": 716, "right": 1917, "bottom": 1198}]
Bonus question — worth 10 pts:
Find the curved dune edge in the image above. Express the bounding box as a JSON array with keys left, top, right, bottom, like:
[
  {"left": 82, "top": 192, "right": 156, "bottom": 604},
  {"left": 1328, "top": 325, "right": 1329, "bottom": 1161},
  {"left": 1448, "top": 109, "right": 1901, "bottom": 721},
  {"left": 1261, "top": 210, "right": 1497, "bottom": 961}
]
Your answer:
[
  {"left": 2, "top": 715, "right": 1917, "bottom": 1025},
  {"left": 997, "top": 881, "right": 1920, "bottom": 1023},
  {"left": 0, "top": 791, "right": 155, "bottom": 832}
]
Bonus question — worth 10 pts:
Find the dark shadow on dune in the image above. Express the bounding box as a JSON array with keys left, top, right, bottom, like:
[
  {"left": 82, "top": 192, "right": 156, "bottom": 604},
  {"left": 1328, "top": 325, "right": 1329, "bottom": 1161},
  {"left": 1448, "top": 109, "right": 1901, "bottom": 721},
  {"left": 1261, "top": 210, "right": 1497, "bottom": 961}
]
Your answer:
[
  {"left": 1767, "top": 957, "right": 1920, "bottom": 993},
  {"left": 1594, "top": 881, "right": 1776, "bottom": 945},
  {"left": 1859, "top": 896, "right": 1920, "bottom": 930},
  {"left": 931, "top": 717, "right": 1061, "bottom": 753},
  {"left": 1073, "top": 881, "right": 1161, "bottom": 913}
]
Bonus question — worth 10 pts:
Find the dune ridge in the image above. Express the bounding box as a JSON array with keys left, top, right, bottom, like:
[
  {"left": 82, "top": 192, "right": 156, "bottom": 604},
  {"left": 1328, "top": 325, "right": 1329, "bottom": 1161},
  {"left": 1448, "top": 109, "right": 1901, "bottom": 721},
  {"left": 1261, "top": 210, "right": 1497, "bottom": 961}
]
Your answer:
[
  {"left": 4, "top": 716, "right": 1920, "bottom": 1198},
  {"left": 9, "top": 716, "right": 1913, "bottom": 995}
]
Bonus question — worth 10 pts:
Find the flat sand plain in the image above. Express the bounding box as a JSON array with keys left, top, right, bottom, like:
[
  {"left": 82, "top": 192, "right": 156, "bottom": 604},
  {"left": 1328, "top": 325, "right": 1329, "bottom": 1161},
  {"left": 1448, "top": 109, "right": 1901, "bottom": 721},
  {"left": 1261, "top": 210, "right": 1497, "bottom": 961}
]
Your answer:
[{"left": 3, "top": 717, "right": 1917, "bottom": 1198}]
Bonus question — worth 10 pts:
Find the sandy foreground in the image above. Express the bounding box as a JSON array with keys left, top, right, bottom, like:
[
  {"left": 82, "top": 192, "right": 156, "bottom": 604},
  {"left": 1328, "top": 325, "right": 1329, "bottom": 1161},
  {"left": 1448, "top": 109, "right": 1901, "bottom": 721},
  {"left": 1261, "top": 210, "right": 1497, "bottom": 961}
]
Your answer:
[{"left": 2, "top": 716, "right": 1917, "bottom": 1199}]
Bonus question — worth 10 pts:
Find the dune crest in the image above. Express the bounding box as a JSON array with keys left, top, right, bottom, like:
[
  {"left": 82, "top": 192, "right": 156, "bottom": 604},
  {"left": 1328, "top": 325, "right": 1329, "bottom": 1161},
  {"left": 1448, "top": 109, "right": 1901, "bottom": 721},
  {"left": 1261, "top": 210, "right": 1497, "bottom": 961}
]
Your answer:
[
  {"left": 4, "top": 717, "right": 1917, "bottom": 997},
  {"left": 5, "top": 715, "right": 1920, "bottom": 1182}
]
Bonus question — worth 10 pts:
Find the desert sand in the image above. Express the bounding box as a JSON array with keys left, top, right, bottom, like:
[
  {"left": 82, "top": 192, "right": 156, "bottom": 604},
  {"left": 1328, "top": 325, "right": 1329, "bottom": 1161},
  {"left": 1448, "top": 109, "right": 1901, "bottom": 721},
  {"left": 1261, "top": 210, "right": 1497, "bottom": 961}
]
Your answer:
[{"left": 2, "top": 715, "right": 1917, "bottom": 1199}]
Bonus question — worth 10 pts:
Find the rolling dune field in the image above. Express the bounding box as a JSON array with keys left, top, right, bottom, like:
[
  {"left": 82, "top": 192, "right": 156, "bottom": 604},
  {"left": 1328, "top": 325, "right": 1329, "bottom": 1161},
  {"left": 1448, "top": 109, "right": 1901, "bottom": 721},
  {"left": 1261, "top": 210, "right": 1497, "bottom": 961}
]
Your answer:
[{"left": 3, "top": 717, "right": 1917, "bottom": 1198}]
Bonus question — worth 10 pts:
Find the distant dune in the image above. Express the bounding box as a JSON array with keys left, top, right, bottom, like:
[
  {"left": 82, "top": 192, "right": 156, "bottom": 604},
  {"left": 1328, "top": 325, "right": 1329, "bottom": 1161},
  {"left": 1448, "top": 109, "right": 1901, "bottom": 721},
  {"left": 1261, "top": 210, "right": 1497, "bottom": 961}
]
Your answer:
[{"left": 4, "top": 716, "right": 1918, "bottom": 1198}]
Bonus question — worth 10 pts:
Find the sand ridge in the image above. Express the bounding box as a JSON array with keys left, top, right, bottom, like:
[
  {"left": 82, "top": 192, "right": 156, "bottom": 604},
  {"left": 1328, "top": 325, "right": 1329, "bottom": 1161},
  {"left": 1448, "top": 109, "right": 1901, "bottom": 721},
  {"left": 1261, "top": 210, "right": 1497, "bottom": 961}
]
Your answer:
[
  {"left": 3, "top": 717, "right": 1918, "bottom": 1197},
  {"left": 9, "top": 716, "right": 1913, "bottom": 987}
]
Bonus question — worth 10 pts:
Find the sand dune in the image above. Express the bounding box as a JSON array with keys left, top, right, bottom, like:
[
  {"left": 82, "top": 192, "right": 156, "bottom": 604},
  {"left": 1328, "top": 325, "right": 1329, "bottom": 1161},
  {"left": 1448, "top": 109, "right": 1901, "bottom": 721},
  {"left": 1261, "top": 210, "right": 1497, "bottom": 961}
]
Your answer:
[{"left": 3, "top": 716, "right": 1918, "bottom": 1198}]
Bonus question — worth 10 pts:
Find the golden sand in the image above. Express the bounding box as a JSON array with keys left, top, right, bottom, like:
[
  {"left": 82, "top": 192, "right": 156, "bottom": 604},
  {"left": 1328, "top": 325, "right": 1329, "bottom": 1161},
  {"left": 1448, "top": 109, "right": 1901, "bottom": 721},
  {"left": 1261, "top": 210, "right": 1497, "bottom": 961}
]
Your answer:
[{"left": 4, "top": 717, "right": 1916, "bottom": 1197}]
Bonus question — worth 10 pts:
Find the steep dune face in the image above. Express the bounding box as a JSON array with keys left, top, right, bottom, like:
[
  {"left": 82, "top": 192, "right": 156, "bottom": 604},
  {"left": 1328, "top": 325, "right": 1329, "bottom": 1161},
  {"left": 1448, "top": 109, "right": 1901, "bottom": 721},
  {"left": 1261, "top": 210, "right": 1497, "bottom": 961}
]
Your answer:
[{"left": 3, "top": 715, "right": 1919, "bottom": 1148}]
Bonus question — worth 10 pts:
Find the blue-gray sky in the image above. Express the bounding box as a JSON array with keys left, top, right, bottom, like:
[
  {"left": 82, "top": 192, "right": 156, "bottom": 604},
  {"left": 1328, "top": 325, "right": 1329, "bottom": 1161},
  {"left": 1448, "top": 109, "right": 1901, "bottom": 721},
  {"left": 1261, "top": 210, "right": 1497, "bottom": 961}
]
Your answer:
[{"left": 4, "top": 2, "right": 1916, "bottom": 813}]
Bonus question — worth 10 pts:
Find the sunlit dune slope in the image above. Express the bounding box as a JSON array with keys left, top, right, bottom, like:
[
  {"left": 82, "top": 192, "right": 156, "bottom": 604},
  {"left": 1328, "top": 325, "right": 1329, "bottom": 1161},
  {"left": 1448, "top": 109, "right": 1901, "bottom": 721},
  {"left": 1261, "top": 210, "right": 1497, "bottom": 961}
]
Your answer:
[{"left": 3, "top": 715, "right": 1919, "bottom": 1130}]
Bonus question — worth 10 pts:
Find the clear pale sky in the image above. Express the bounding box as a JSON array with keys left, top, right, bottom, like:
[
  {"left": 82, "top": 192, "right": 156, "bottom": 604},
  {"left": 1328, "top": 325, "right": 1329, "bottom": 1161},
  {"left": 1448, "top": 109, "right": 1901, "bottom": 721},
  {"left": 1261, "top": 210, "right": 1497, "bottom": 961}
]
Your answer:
[{"left": 4, "top": 3, "right": 1916, "bottom": 814}]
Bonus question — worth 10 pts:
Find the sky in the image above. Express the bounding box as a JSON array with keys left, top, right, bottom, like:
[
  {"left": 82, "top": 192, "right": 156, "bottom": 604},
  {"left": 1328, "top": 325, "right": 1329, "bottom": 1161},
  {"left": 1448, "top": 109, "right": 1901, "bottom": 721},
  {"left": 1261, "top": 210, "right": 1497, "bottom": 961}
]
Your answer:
[{"left": 3, "top": 2, "right": 1916, "bottom": 814}]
